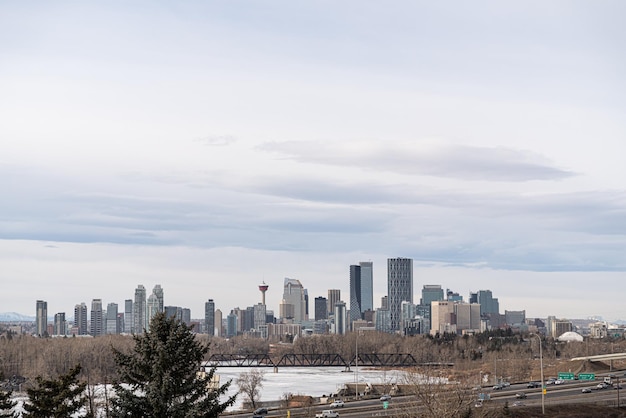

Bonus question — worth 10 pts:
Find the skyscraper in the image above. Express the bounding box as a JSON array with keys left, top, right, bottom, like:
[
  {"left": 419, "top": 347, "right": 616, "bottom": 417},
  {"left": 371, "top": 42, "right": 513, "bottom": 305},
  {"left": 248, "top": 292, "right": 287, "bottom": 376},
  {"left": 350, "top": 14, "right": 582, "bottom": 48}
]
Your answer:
[
  {"left": 53, "top": 312, "right": 66, "bottom": 336},
  {"left": 314, "top": 296, "right": 328, "bottom": 321},
  {"left": 282, "top": 278, "right": 306, "bottom": 323},
  {"left": 146, "top": 293, "right": 160, "bottom": 331},
  {"left": 387, "top": 257, "right": 413, "bottom": 332},
  {"left": 205, "top": 299, "right": 215, "bottom": 336},
  {"left": 124, "top": 299, "right": 133, "bottom": 333},
  {"left": 90, "top": 299, "right": 104, "bottom": 337},
  {"left": 327, "top": 289, "right": 341, "bottom": 317},
  {"left": 106, "top": 303, "right": 119, "bottom": 334},
  {"left": 334, "top": 301, "right": 347, "bottom": 335},
  {"left": 349, "top": 264, "right": 362, "bottom": 324},
  {"left": 215, "top": 309, "right": 223, "bottom": 337},
  {"left": 419, "top": 285, "right": 444, "bottom": 333},
  {"left": 134, "top": 285, "right": 146, "bottom": 334},
  {"left": 36, "top": 300, "right": 47, "bottom": 336},
  {"left": 359, "top": 261, "right": 374, "bottom": 313},
  {"left": 74, "top": 302, "right": 88, "bottom": 335},
  {"left": 152, "top": 284, "right": 164, "bottom": 313}
]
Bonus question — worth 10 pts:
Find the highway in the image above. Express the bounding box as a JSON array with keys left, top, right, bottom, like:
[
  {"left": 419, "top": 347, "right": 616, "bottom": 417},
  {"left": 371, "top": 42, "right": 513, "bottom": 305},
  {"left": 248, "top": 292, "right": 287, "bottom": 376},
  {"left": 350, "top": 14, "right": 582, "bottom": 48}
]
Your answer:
[{"left": 227, "top": 370, "right": 626, "bottom": 417}]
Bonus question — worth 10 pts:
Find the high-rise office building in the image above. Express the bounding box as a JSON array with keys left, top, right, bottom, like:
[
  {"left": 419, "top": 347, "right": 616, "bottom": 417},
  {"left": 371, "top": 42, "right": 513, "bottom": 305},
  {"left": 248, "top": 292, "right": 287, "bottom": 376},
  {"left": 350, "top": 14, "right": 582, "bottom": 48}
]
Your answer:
[
  {"left": 226, "top": 311, "right": 238, "bottom": 337},
  {"left": 334, "top": 301, "right": 347, "bottom": 335},
  {"left": 36, "top": 300, "right": 47, "bottom": 336},
  {"left": 205, "top": 299, "right": 215, "bottom": 336},
  {"left": 254, "top": 303, "right": 266, "bottom": 330},
  {"left": 327, "top": 289, "right": 341, "bottom": 317},
  {"left": 387, "top": 257, "right": 413, "bottom": 331},
  {"left": 215, "top": 309, "right": 223, "bottom": 337},
  {"left": 74, "top": 302, "right": 88, "bottom": 335},
  {"left": 165, "top": 305, "right": 181, "bottom": 320},
  {"left": 105, "top": 303, "right": 119, "bottom": 334},
  {"left": 53, "top": 312, "right": 66, "bottom": 336},
  {"left": 474, "top": 290, "right": 499, "bottom": 315},
  {"left": 282, "top": 278, "right": 306, "bottom": 323},
  {"left": 90, "top": 299, "right": 104, "bottom": 337},
  {"left": 360, "top": 262, "right": 373, "bottom": 313},
  {"left": 152, "top": 284, "right": 164, "bottom": 313},
  {"left": 181, "top": 308, "right": 191, "bottom": 326},
  {"left": 146, "top": 293, "right": 160, "bottom": 331},
  {"left": 314, "top": 296, "right": 328, "bottom": 321},
  {"left": 419, "top": 285, "right": 444, "bottom": 334},
  {"left": 134, "top": 285, "right": 146, "bottom": 334},
  {"left": 349, "top": 264, "right": 362, "bottom": 324},
  {"left": 124, "top": 299, "right": 133, "bottom": 333}
]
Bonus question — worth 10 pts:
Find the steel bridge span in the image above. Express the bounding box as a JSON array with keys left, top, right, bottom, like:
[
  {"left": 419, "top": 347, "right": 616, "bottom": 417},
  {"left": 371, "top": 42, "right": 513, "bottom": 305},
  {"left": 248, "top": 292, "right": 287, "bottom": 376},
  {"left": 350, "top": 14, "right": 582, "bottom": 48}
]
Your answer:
[{"left": 203, "top": 353, "right": 421, "bottom": 368}]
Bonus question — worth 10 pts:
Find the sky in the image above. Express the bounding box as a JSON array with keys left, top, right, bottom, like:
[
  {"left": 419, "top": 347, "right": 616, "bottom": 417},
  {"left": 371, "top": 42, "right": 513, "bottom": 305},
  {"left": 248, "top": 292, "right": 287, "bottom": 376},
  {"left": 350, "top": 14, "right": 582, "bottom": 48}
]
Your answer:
[{"left": 1, "top": 1, "right": 626, "bottom": 322}]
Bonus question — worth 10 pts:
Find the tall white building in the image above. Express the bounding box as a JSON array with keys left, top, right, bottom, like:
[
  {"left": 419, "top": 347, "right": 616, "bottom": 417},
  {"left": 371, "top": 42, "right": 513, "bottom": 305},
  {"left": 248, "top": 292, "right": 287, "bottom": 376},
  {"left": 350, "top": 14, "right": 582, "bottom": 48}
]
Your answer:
[
  {"left": 281, "top": 278, "right": 306, "bottom": 323},
  {"left": 146, "top": 293, "right": 160, "bottom": 331},
  {"left": 387, "top": 257, "right": 413, "bottom": 332},
  {"left": 152, "top": 285, "right": 164, "bottom": 313}
]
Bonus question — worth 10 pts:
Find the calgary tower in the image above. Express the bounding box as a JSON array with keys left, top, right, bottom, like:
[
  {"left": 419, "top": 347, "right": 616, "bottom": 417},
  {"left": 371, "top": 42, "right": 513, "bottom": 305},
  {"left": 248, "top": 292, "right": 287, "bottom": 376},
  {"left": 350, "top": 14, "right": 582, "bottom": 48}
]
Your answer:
[{"left": 258, "top": 281, "right": 269, "bottom": 305}]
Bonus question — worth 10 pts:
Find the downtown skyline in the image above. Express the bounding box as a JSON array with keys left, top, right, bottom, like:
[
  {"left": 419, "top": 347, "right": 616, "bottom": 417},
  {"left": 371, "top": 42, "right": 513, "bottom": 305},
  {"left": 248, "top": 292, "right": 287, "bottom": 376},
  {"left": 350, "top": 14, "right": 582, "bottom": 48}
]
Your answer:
[{"left": 1, "top": 1, "right": 626, "bottom": 322}]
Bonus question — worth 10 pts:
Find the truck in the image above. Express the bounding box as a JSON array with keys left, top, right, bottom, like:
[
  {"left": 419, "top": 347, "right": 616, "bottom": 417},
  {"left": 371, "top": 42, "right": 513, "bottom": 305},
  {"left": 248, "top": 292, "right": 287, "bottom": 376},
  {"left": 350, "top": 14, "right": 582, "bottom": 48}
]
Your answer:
[{"left": 315, "top": 410, "right": 339, "bottom": 418}]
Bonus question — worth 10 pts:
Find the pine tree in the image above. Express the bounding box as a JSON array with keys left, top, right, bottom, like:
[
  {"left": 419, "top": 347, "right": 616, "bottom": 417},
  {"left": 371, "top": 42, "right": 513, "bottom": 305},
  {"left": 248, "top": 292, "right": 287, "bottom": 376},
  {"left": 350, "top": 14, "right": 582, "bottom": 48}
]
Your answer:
[
  {"left": 111, "top": 312, "right": 236, "bottom": 418},
  {"left": 22, "top": 365, "right": 88, "bottom": 418},
  {"left": 0, "top": 389, "right": 17, "bottom": 418}
]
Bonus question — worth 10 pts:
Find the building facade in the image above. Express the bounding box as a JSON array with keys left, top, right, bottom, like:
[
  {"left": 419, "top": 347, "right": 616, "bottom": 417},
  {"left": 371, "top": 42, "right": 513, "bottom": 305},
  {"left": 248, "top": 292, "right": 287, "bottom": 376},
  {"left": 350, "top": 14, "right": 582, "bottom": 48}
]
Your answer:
[
  {"left": 387, "top": 257, "right": 413, "bottom": 332},
  {"left": 36, "top": 300, "right": 47, "bottom": 336}
]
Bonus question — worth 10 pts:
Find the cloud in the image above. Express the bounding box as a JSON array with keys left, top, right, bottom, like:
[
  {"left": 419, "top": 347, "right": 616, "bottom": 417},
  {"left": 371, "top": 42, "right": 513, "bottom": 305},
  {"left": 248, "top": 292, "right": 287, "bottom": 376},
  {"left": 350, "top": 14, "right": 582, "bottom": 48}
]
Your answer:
[
  {"left": 193, "top": 135, "right": 237, "bottom": 147},
  {"left": 258, "top": 140, "right": 575, "bottom": 181}
]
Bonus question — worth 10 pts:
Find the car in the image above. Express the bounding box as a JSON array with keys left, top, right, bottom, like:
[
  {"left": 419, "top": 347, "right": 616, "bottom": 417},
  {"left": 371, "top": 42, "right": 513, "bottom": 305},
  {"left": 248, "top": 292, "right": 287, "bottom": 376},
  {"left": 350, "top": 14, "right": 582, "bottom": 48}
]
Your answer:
[
  {"left": 597, "top": 383, "right": 609, "bottom": 390},
  {"left": 515, "top": 392, "right": 527, "bottom": 399},
  {"left": 315, "top": 410, "right": 339, "bottom": 418},
  {"left": 614, "top": 384, "right": 624, "bottom": 390},
  {"left": 380, "top": 395, "right": 392, "bottom": 402},
  {"left": 492, "top": 384, "right": 503, "bottom": 390},
  {"left": 582, "top": 387, "right": 592, "bottom": 393},
  {"left": 329, "top": 400, "right": 344, "bottom": 408},
  {"left": 546, "top": 378, "right": 556, "bottom": 385},
  {"left": 501, "top": 381, "right": 511, "bottom": 388},
  {"left": 527, "top": 381, "right": 541, "bottom": 388},
  {"left": 253, "top": 408, "right": 268, "bottom": 415},
  {"left": 512, "top": 401, "right": 525, "bottom": 407},
  {"left": 554, "top": 379, "right": 564, "bottom": 385}
]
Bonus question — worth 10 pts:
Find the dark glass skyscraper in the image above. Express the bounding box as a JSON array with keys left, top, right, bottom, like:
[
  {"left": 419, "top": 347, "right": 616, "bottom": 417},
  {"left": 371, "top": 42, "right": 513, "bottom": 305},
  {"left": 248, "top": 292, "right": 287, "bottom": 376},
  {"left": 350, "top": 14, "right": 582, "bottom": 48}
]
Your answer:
[
  {"left": 349, "top": 264, "right": 362, "bottom": 324},
  {"left": 205, "top": 299, "right": 215, "bottom": 336},
  {"left": 387, "top": 257, "right": 413, "bottom": 331}
]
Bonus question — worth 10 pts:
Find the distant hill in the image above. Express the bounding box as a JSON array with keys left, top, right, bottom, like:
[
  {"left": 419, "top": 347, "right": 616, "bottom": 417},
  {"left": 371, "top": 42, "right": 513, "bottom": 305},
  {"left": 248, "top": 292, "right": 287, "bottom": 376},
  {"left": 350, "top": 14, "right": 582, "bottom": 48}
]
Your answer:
[{"left": 0, "top": 312, "right": 35, "bottom": 322}]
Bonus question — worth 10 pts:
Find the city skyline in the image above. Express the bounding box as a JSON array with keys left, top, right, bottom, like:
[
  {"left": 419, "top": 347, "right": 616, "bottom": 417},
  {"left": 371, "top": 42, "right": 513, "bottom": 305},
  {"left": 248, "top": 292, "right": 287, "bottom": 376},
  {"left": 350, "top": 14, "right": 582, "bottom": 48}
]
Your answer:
[{"left": 1, "top": 2, "right": 626, "bottom": 321}]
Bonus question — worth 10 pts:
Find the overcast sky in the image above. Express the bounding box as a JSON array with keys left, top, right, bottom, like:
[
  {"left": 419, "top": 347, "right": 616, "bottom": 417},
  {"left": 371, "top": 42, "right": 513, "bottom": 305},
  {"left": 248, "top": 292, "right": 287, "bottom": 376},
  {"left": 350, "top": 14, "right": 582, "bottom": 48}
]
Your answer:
[{"left": 1, "top": 1, "right": 625, "bottom": 322}]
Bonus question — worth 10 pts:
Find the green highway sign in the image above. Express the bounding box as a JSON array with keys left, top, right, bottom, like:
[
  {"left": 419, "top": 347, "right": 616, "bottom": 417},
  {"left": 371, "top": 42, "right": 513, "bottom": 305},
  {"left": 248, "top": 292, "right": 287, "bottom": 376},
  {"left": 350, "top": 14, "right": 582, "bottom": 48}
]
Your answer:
[
  {"left": 383, "top": 401, "right": 389, "bottom": 409},
  {"left": 578, "top": 373, "right": 596, "bottom": 380},
  {"left": 558, "top": 372, "right": 575, "bottom": 380}
]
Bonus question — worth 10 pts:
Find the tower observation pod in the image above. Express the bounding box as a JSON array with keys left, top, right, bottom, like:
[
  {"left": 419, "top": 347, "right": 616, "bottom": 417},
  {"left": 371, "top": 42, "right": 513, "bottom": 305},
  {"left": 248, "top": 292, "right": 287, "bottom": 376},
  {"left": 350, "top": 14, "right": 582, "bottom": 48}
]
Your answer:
[{"left": 259, "top": 282, "right": 269, "bottom": 305}]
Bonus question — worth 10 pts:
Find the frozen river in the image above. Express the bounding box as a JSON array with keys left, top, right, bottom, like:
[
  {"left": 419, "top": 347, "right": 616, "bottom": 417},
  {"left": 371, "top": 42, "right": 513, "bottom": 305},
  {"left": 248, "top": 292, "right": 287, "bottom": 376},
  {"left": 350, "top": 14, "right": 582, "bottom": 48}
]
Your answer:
[{"left": 216, "top": 366, "right": 408, "bottom": 411}]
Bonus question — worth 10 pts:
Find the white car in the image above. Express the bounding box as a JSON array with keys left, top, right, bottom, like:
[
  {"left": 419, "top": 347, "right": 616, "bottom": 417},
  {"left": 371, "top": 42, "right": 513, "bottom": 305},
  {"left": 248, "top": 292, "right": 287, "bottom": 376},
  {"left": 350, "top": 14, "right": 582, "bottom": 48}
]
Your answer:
[
  {"left": 554, "top": 379, "right": 564, "bottom": 385},
  {"left": 329, "top": 400, "right": 344, "bottom": 408},
  {"left": 315, "top": 410, "right": 339, "bottom": 418}
]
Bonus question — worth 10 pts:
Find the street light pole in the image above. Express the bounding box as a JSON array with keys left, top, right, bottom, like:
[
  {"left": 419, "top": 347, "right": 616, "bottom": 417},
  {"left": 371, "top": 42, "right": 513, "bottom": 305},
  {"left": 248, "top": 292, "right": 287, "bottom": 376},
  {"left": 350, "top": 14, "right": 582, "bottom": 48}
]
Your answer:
[
  {"left": 355, "top": 329, "right": 359, "bottom": 400},
  {"left": 531, "top": 333, "right": 545, "bottom": 415}
]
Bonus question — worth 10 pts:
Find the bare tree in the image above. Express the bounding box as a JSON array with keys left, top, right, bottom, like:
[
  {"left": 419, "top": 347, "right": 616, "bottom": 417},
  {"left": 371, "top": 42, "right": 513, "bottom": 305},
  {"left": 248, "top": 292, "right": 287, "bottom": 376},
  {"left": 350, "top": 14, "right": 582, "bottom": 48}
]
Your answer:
[{"left": 236, "top": 369, "right": 265, "bottom": 409}]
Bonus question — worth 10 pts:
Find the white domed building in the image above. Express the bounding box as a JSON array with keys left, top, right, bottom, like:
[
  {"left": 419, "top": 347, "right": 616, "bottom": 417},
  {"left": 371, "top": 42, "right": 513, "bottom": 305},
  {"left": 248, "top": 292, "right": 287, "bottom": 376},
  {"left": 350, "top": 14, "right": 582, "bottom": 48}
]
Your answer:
[{"left": 557, "top": 331, "right": 584, "bottom": 342}]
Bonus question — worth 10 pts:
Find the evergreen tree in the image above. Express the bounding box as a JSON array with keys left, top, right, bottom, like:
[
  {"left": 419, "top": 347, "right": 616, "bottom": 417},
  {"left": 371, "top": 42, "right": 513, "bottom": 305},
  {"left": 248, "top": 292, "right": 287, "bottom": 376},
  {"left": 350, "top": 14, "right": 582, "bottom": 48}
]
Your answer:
[
  {"left": 23, "top": 365, "right": 88, "bottom": 418},
  {"left": 0, "top": 389, "right": 17, "bottom": 418},
  {"left": 111, "top": 312, "right": 236, "bottom": 418}
]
